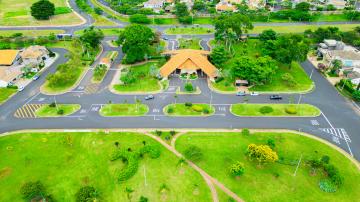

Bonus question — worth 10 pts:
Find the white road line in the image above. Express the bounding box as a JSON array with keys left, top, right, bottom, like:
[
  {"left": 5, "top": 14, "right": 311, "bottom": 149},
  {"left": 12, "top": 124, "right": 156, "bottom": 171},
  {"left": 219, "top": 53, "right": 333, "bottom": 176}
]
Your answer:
[
  {"left": 24, "top": 92, "right": 40, "bottom": 105},
  {"left": 321, "top": 112, "right": 353, "bottom": 157}
]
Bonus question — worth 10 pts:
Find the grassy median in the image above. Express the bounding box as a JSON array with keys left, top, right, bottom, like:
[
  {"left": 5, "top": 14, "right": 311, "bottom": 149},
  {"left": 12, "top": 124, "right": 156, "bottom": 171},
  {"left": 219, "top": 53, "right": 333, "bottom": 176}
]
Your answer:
[
  {"left": 35, "top": 104, "right": 81, "bottom": 117},
  {"left": 175, "top": 131, "right": 360, "bottom": 202},
  {"left": 165, "top": 27, "right": 214, "bottom": 35},
  {"left": 99, "top": 104, "right": 149, "bottom": 116},
  {"left": 164, "top": 103, "right": 214, "bottom": 116},
  {"left": 230, "top": 104, "right": 321, "bottom": 117}
]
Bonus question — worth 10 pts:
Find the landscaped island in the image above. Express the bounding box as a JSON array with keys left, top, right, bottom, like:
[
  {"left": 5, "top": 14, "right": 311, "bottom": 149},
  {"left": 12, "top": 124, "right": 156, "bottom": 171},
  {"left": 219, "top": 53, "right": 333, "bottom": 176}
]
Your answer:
[
  {"left": 35, "top": 104, "right": 81, "bottom": 117},
  {"left": 164, "top": 103, "right": 214, "bottom": 116},
  {"left": 99, "top": 104, "right": 149, "bottom": 116},
  {"left": 230, "top": 104, "right": 321, "bottom": 117}
]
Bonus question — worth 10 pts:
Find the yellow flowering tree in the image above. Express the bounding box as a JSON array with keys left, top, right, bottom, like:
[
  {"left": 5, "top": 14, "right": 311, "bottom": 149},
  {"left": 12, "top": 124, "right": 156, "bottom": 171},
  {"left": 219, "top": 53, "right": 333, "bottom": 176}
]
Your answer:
[{"left": 247, "top": 144, "right": 278, "bottom": 165}]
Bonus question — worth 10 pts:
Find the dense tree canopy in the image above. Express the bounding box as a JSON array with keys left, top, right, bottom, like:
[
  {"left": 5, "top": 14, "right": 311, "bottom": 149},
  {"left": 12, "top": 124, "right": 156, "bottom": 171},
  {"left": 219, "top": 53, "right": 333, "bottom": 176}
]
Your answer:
[
  {"left": 259, "top": 29, "right": 277, "bottom": 41},
  {"left": 31, "top": 0, "right": 55, "bottom": 20},
  {"left": 129, "top": 14, "right": 151, "bottom": 24},
  {"left": 175, "top": 3, "right": 191, "bottom": 24},
  {"left": 210, "top": 46, "right": 229, "bottom": 68},
  {"left": 117, "top": 24, "right": 154, "bottom": 64},
  {"left": 273, "top": 34, "right": 310, "bottom": 65},
  {"left": 80, "top": 26, "right": 104, "bottom": 48},
  {"left": 214, "top": 13, "right": 253, "bottom": 40},
  {"left": 231, "top": 56, "right": 278, "bottom": 84}
]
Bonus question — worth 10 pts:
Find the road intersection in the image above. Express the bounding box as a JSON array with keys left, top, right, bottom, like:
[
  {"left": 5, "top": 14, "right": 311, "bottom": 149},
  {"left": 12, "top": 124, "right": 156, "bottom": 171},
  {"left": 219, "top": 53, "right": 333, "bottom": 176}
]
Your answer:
[{"left": 0, "top": 0, "right": 359, "bottom": 162}]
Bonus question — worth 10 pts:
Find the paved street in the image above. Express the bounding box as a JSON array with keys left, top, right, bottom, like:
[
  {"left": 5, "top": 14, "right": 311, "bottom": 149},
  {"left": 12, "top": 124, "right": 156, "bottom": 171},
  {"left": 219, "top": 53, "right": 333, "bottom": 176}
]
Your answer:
[{"left": 0, "top": 0, "right": 359, "bottom": 163}]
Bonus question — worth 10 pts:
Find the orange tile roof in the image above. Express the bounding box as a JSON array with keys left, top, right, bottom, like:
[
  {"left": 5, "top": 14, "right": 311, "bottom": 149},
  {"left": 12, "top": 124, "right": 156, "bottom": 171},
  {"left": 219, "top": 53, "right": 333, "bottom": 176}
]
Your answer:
[
  {"left": 0, "top": 50, "right": 19, "bottom": 66},
  {"left": 160, "top": 49, "right": 218, "bottom": 78}
]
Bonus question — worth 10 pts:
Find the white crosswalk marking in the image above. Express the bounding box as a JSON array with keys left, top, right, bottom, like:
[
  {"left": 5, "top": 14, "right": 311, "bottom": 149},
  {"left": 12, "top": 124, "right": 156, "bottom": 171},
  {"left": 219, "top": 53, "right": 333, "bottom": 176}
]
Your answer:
[{"left": 319, "top": 128, "right": 351, "bottom": 142}]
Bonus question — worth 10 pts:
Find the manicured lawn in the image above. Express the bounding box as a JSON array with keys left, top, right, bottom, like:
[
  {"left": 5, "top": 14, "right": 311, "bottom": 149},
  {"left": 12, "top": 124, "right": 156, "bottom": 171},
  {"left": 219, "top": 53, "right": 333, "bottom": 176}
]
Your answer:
[
  {"left": 89, "top": 0, "right": 129, "bottom": 22},
  {"left": 178, "top": 38, "right": 202, "bottom": 50},
  {"left": 74, "top": 28, "right": 122, "bottom": 36},
  {"left": 250, "top": 23, "right": 360, "bottom": 34},
  {"left": 0, "top": 88, "right": 17, "bottom": 104},
  {"left": 175, "top": 132, "right": 360, "bottom": 202},
  {"left": 35, "top": 104, "right": 81, "bottom": 117},
  {"left": 99, "top": 104, "right": 149, "bottom": 116},
  {"left": 0, "top": 132, "right": 211, "bottom": 201},
  {"left": 0, "top": 30, "right": 64, "bottom": 37},
  {"left": 114, "top": 62, "right": 164, "bottom": 93},
  {"left": 193, "top": 17, "right": 213, "bottom": 25},
  {"left": 91, "top": 14, "right": 118, "bottom": 26},
  {"left": 211, "top": 80, "right": 236, "bottom": 92},
  {"left": 230, "top": 104, "right": 321, "bottom": 117},
  {"left": 212, "top": 39, "right": 313, "bottom": 92},
  {"left": 315, "top": 14, "right": 348, "bottom": 22},
  {"left": 0, "top": 0, "right": 83, "bottom": 26},
  {"left": 165, "top": 27, "right": 214, "bottom": 35},
  {"left": 164, "top": 103, "right": 215, "bottom": 116},
  {"left": 42, "top": 41, "right": 99, "bottom": 94}
]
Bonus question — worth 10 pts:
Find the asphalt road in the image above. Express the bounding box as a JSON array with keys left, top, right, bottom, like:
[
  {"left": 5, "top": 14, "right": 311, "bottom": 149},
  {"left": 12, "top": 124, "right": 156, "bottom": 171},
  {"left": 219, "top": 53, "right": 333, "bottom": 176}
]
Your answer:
[{"left": 0, "top": 1, "right": 359, "bottom": 162}]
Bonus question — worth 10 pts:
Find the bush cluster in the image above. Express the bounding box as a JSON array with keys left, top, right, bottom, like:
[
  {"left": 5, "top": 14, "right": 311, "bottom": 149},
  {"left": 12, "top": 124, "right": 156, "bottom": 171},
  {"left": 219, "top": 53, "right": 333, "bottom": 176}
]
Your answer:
[
  {"left": 185, "top": 102, "right": 193, "bottom": 107},
  {"left": 75, "top": 186, "right": 99, "bottom": 202},
  {"left": 285, "top": 106, "right": 297, "bottom": 114},
  {"left": 259, "top": 106, "right": 273, "bottom": 114},
  {"left": 191, "top": 105, "right": 203, "bottom": 112},
  {"left": 229, "top": 161, "right": 245, "bottom": 177},
  {"left": 184, "top": 145, "right": 203, "bottom": 162}
]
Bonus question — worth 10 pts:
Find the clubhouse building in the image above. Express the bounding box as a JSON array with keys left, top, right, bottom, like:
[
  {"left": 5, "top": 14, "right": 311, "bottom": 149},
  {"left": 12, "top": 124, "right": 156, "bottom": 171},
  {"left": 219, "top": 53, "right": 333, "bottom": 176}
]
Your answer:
[{"left": 159, "top": 49, "right": 219, "bottom": 81}]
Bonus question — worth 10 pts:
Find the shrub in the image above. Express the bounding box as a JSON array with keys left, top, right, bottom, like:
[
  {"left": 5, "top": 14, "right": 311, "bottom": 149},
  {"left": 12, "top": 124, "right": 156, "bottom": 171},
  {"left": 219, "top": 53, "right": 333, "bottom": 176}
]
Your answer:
[
  {"left": 75, "top": 186, "right": 99, "bottom": 202},
  {"left": 241, "top": 128, "right": 250, "bottom": 136},
  {"left": 170, "top": 130, "right": 176, "bottom": 136},
  {"left": 184, "top": 82, "right": 194, "bottom": 92},
  {"left": 155, "top": 130, "right": 162, "bottom": 136},
  {"left": 185, "top": 102, "right": 193, "bottom": 107},
  {"left": 215, "top": 77, "right": 224, "bottom": 83},
  {"left": 203, "top": 108, "right": 210, "bottom": 114},
  {"left": 191, "top": 105, "right": 203, "bottom": 112},
  {"left": 229, "top": 161, "right": 245, "bottom": 177},
  {"left": 57, "top": 109, "right": 64, "bottom": 115},
  {"left": 110, "top": 149, "right": 140, "bottom": 182},
  {"left": 285, "top": 106, "right": 297, "bottom": 114},
  {"left": 319, "top": 179, "right": 337, "bottom": 193},
  {"left": 324, "top": 164, "right": 343, "bottom": 186},
  {"left": 259, "top": 106, "right": 273, "bottom": 114},
  {"left": 321, "top": 155, "right": 330, "bottom": 164},
  {"left": 247, "top": 144, "right": 278, "bottom": 164},
  {"left": 139, "top": 196, "right": 149, "bottom": 202},
  {"left": 139, "top": 145, "right": 161, "bottom": 159},
  {"left": 267, "top": 139, "right": 275, "bottom": 149},
  {"left": 184, "top": 145, "right": 203, "bottom": 162},
  {"left": 20, "top": 181, "right": 52, "bottom": 201},
  {"left": 167, "top": 107, "right": 174, "bottom": 113},
  {"left": 49, "top": 102, "right": 56, "bottom": 107}
]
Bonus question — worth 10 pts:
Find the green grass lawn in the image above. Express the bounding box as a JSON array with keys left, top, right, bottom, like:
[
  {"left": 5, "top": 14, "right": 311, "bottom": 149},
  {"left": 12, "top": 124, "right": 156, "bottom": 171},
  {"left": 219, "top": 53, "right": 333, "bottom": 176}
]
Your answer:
[
  {"left": 230, "top": 104, "right": 321, "bottom": 117},
  {"left": 35, "top": 104, "right": 81, "bottom": 117},
  {"left": 114, "top": 62, "right": 163, "bottom": 93},
  {"left": 165, "top": 27, "right": 214, "bottom": 35},
  {"left": 193, "top": 17, "right": 213, "bottom": 25},
  {"left": 0, "top": 0, "right": 83, "bottom": 26},
  {"left": 175, "top": 132, "right": 360, "bottom": 202},
  {"left": 0, "top": 30, "right": 64, "bottom": 37},
  {"left": 178, "top": 38, "right": 202, "bottom": 50},
  {"left": 250, "top": 23, "right": 360, "bottom": 34},
  {"left": 0, "top": 132, "right": 212, "bottom": 201},
  {"left": 164, "top": 103, "right": 215, "bottom": 116},
  {"left": 89, "top": 0, "right": 129, "bottom": 22},
  {"left": 42, "top": 41, "right": 99, "bottom": 94},
  {"left": 99, "top": 104, "right": 149, "bottom": 116},
  {"left": 0, "top": 88, "right": 17, "bottom": 104},
  {"left": 212, "top": 39, "right": 313, "bottom": 92}
]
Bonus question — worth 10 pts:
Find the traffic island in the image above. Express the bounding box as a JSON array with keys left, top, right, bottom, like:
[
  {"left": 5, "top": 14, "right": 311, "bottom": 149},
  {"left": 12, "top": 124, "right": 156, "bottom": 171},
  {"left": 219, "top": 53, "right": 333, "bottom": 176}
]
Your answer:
[
  {"left": 230, "top": 104, "right": 321, "bottom": 117},
  {"left": 35, "top": 104, "right": 81, "bottom": 117},
  {"left": 99, "top": 104, "right": 149, "bottom": 116},
  {"left": 164, "top": 103, "right": 215, "bottom": 116}
]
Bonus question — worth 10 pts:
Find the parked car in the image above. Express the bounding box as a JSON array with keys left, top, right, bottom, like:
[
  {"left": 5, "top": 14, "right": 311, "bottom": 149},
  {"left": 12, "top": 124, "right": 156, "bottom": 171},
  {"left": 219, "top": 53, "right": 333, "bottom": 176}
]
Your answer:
[
  {"left": 33, "top": 75, "right": 40, "bottom": 81},
  {"left": 163, "top": 37, "right": 169, "bottom": 40},
  {"left": 18, "top": 86, "right": 24, "bottom": 92},
  {"left": 269, "top": 95, "right": 282, "bottom": 100},
  {"left": 144, "top": 95, "right": 154, "bottom": 100},
  {"left": 250, "top": 92, "right": 259, "bottom": 96},
  {"left": 236, "top": 91, "right": 246, "bottom": 96}
]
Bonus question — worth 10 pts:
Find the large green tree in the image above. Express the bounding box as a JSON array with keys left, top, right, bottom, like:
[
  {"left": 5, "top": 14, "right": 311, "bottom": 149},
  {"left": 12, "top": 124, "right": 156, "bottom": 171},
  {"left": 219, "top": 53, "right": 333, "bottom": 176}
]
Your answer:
[
  {"left": 31, "top": 0, "right": 55, "bottom": 20},
  {"left": 214, "top": 13, "right": 253, "bottom": 50},
  {"left": 210, "top": 45, "right": 229, "bottom": 68},
  {"left": 79, "top": 26, "right": 104, "bottom": 49},
  {"left": 175, "top": 2, "right": 191, "bottom": 24},
  {"left": 117, "top": 24, "right": 154, "bottom": 64},
  {"left": 273, "top": 34, "right": 310, "bottom": 65},
  {"left": 231, "top": 56, "right": 278, "bottom": 84}
]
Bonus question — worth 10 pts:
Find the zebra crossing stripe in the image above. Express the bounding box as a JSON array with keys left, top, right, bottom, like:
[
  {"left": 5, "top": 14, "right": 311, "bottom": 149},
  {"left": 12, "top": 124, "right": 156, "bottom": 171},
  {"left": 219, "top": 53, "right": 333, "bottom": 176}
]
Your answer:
[{"left": 319, "top": 128, "right": 351, "bottom": 142}]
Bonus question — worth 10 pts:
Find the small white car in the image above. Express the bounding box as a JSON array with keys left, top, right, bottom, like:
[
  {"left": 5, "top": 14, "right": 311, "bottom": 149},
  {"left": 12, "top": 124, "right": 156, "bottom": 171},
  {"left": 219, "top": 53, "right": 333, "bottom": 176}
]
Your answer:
[{"left": 250, "top": 92, "right": 259, "bottom": 96}]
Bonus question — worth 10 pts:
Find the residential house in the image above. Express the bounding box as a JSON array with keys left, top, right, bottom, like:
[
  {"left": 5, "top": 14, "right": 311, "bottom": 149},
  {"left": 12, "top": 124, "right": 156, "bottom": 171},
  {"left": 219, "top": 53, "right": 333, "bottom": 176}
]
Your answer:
[
  {"left": 144, "top": 0, "right": 166, "bottom": 12},
  {"left": 19, "top": 45, "right": 49, "bottom": 66},
  {"left": 216, "top": 1, "right": 237, "bottom": 12},
  {"left": 0, "top": 50, "right": 20, "bottom": 66},
  {"left": 0, "top": 65, "right": 22, "bottom": 87}
]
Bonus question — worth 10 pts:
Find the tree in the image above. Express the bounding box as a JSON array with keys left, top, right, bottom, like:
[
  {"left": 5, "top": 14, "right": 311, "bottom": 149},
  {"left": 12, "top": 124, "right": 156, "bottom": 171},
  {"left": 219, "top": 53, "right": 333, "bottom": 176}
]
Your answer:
[
  {"left": 229, "top": 161, "right": 245, "bottom": 177},
  {"left": 130, "top": 14, "right": 151, "bottom": 24},
  {"left": 184, "top": 82, "right": 194, "bottom": 92},
  {"left": 139, "top": 196, "right": 149, "bottom": 202},
  {"left": 117, "top": 24, "right": 154, "bottom": 64},
  {"left": 330, "top": 59, "right": 342, "bottom": 75},
  {"left": 193, "top": 0, "right": 206, "bottom": 11},
  {"left": 20, "top": 181, "right": 53, "bottom": 201},
  {"left": 210, "top": 45, "right": 229, "bottom": 68},
  {"left": 295, "top": 2, "right": 311, "bottom": 11},
  {"left": 273, "top": 34, "right": 310, "bottom": 65},
  {"left": 232, "top": 56, "right": 278, "bottom": 84},
  {"left": 75, "top": 186, "right": 99, "bottom": 202},
  {"left": 175, "top": 2, "right": 191, "bottom": 24},
  {"left": 80, "top": 26, "right": 104, "bottom": 49},
  {"left": 353, "top": 90, "right": 360, "bottom": 101},
  {"left": 259, "top": 29, "right": 277, "bottom": 41},
  {"left": 31, "top": 0, "right": 55, "bottom": 20},
  {"left": 247, "top": 144, "right": 278, "bottom": 164},
  {"left": 281, "top": 73, "right": 297, "bottom": 87}
]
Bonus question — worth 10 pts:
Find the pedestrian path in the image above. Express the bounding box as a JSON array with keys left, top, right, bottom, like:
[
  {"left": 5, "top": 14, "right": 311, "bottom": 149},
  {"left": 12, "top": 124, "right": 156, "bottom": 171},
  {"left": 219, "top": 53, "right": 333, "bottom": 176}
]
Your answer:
[
  {"left": 84, "top": 84, "right": 100, "bottom": 94},
  {"left": 14, "top": 104, "right": 43, "bottom": 118},
  {"left": 319, "top": 128, "right": 351, "bottom": 142}
]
